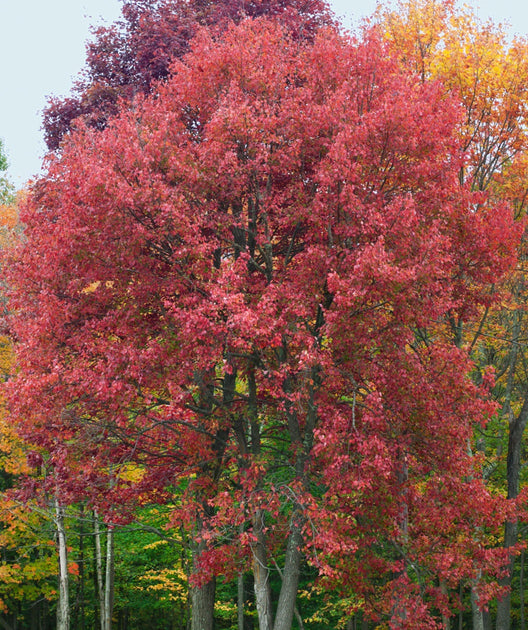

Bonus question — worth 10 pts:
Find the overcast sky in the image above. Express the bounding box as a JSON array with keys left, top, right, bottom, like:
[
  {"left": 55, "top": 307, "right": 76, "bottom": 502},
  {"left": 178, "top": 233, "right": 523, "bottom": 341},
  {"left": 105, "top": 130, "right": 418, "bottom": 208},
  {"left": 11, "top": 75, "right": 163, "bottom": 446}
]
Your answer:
[{"left": 1, "top": 0, "right": 527, "bottom": 187}]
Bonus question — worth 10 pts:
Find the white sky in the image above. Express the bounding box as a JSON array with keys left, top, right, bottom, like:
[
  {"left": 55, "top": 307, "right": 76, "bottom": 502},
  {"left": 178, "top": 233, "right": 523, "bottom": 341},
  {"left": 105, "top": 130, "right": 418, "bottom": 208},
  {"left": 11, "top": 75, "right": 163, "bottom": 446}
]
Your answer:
[{"left": 0, "top": 0, "right": 527, "bottom": 187}]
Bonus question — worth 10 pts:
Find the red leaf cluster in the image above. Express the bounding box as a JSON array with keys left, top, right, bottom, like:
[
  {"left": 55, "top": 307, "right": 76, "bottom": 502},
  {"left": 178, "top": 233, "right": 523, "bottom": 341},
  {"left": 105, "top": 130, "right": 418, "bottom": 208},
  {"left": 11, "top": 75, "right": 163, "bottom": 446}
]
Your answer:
[{"left": 42, "top": 0, "right": 333, "bottom": 151}]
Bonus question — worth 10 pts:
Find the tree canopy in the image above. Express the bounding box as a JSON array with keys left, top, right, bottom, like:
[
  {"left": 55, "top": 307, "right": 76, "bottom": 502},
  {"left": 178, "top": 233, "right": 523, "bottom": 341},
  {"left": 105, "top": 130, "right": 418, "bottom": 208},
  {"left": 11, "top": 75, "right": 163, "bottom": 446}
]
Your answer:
[
  {"left": 6, "top": 14, "right": 522, "bottom": 629},
  {"left": 42, "top": 0, "right": 333, "bottom": 151}
]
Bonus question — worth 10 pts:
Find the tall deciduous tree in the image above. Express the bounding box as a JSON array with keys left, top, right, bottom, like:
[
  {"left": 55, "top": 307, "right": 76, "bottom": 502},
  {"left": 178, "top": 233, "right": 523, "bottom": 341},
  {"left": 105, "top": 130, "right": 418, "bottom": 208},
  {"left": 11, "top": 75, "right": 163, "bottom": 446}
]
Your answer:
[{"left": 7, "top": 18, "right": 520, "bottom": 629}]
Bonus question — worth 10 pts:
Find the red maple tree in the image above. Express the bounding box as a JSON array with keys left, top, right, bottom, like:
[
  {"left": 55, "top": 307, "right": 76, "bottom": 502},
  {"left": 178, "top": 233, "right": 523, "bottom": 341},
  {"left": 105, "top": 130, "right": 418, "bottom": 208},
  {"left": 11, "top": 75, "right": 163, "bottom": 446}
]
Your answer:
[{"left": 7, "top": 18, "right": 521, "bottom": 629}]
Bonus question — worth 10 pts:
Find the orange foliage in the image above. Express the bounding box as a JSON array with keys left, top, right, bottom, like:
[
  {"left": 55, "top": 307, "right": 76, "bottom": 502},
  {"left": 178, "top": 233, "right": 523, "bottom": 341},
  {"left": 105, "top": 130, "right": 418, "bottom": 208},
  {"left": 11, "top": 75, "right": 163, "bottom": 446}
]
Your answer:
[{"left": 376, "top": 0, "right": 528, "bottom": 205}]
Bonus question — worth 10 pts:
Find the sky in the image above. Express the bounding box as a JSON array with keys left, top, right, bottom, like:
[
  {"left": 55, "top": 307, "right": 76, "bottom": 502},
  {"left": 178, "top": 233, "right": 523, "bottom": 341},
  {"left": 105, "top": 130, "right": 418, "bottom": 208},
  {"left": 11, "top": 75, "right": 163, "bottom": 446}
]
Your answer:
[{"left": 1, "top": 0, "right": 528, "bottom": 188}]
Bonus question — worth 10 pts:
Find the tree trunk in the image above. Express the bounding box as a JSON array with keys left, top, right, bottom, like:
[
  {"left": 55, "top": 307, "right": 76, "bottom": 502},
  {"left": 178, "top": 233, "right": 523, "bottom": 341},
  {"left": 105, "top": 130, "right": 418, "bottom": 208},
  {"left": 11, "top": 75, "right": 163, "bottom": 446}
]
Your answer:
[
  {"left": 238, "top": 521, "right": 247, "bottom": 630},
  {"left": 72, "top": 505, "right": 86, "bottom": 630},
  {"left": 496, "top": 392, "right": 528, "bottom": 630},
  {"left": 190, "top": 522, "right": 216, "bottom": 630},
  {"left": 496, "top": 308, "right": 527, "bottom": 630},
  {"left": 251, "top": 510, "right": 273, "bottom": 630},
  {"left": 190, "top": 578, "right": 216, "bottom": 630},
  {"left": 471, "top": 581, "right": 485, "bottom": 630},
  {"left": 238, "top": 571, "right": 245, "bottom": 630},
  {"left": 186, "top": 366, "right": 233, "bottom": 630},
  {"left": 55, "top": 498, "right": 70, "bottom": 630},
  {"left": 93, "top": 512, "right": 115, "bottom": 630},
  {"left": 273, "top": 515, "right": 304, "bottom": 630},
  {"left": 440, "top": 580, "right": 450, "bottom": 630},
  {"left": 521, "top": 548, "right": 526, "bottom": 630},
  {"left": 104, "top": 526, "right": 114, "bottom": 630},
  {"left": 94, "top": 512, "right": 105, "bottom": 630},
  {"left": 79, "top": 505, "right": 86, "bottom": 630},
  {"left": 496, "top": 520, "right": 517, "bottom": 630}
]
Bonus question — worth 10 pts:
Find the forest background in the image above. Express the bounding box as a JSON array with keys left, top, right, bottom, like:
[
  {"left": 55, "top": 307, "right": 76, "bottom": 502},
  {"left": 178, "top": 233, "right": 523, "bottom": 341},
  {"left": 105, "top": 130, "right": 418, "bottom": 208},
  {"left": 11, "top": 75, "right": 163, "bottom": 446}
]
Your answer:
[{"left": 3, "top": 1, "right": 528, "bottom": 629}]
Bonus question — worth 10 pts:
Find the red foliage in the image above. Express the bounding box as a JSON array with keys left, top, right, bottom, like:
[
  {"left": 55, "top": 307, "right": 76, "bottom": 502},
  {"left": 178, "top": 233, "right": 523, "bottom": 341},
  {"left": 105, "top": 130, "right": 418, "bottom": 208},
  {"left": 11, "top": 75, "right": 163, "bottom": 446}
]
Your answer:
[
  {"left": 9, "top": 19, "right": 521, "bottom": 626},
  {"left": 42, "top": 0, "right": 333, "bottom": 150}
]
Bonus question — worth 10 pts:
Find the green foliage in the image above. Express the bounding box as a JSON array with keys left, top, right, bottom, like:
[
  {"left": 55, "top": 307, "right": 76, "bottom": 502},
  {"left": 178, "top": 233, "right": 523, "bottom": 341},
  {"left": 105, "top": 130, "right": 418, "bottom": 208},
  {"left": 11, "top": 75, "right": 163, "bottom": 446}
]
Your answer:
[
  {"left": 0, "top": 139, "right": 14, "bottom": 205},
  {"left": 114, "top": 512, "right": 189, "bottom": 626},
  {"left": 0, "top": 141, "right": 8, "bottom": 173}
]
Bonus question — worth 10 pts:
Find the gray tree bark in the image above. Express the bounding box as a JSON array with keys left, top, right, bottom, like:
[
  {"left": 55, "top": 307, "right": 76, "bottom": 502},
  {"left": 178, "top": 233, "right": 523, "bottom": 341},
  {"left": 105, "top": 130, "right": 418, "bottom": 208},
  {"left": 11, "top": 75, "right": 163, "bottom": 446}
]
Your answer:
[
  {"left": 237, "top": 571, "right": 245, "bottom": 630},
  {"left": 273, "top": 516, "right": 304, "bottom": 630},
  {"left": 94, "top": 512, "right": 105, "bottom": 628},
  {"left": 190, "top": 579, "right": 216, "bottom": 630},
  {"left": 104, "top": 526, "right": 114, "bottom": 630},
  {"left": 251, "top": 510, "right": 273, "bottom": 630},
  {"left": 55, "top": 498, "right": 70, "bottom": 630},
  {"left": 190, "top": 544, "right": 216, "bottom": 630},
  {"left": 94, "top": 512, "right": 115, "bottom": 630},
  {"left": 471, "top": 584, "right": 485, "bottom": 630},
  {"left": 190, "top": 512, "right": 216, "bottom": 630}
]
